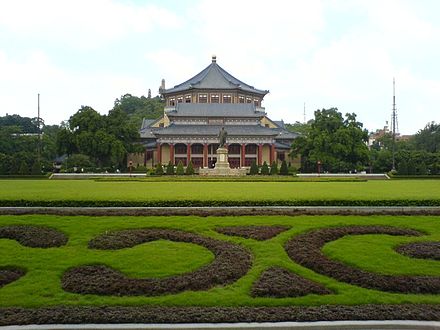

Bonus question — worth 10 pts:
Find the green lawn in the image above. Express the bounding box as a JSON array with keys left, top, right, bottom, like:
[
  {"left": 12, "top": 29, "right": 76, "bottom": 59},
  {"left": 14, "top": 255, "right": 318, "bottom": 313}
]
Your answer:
[
  {"left": 0, "top": 214, "right": 439, "bottom": 308},
  {"left": 0, "top": 179, "right": 439, "bottom": 204}
]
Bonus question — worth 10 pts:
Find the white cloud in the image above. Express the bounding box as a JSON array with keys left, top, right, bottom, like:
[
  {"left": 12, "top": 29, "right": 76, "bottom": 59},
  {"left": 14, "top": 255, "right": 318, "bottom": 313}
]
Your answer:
[{"left": 0, "top": 0, "right": 182, "bottom": 49}]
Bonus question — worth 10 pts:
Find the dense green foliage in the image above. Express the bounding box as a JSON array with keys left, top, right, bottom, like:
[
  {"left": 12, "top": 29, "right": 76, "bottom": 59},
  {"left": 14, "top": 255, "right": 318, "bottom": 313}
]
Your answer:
[
  {"left": 249, "top": 160, "right": 259, "bottom": 175},
  {"left": 269, "top": 161, "right": 278, "bottom": 175},
  {"left": 166, "top": 161, "right": 174, "bottom": 175},
  {"left": 154, "top": 163, "right": 164, "bottom": 176},
  {"left": 291, "top": 108, "right": 369, "bottom": 173},
  {"left": 279, "top": 160, "right": 289, "bottom": 175},
  {"left": 260, "top": 161, "right": 269, "bottom": 175},
  {"left": 0, "top": 214, "right": 439, "bottom": 307},
  {"left": 185, "top": 162, "right": 195, "bottom": 175},
  {"left": 176, "top": 161, "right": 185, "bottom": 175}
]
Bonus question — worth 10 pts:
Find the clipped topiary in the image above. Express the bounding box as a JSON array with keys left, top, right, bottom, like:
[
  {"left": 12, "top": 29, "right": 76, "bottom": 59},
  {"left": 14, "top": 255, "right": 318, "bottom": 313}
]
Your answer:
[
  {"left": 249, "top": 160, "right": 259, "bottom": 175},
  {"left": 185, "top": 161, "right": 194, "bottom": 175},
  {"left": 166, "top": 161, "right": 174, "bottom": 175},
  {"left": 279, "top": 160, "right": 288, "bottom": 175},
  {"left": 18, "top": 160, "right": 29, "bottom": 175},
  {"left": 176, "top": 161, "right": 184, "bottom": 175},
  {"left": 260, "top": 161, "right": 269, "bottom": 175},
  {"left": 154, "top": 163, "right": 164, "bottom": 176},
  {"left": 270, "top": 161, "right": 278, "bottom": 175}
]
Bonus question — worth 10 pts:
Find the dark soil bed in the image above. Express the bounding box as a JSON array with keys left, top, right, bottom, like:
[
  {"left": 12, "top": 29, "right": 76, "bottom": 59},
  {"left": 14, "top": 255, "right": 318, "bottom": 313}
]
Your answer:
[
  {"left": 285, "top": 225, "right": 440, "bottom": 294},
  {"left": 62, "top": 228, "right": 252, "bottom": 296},
  {"left": 396, "top": 242, "right": 440, "bottom": 260},
  {"left": 216, "top": 225, "right": 289, "bottom": 240},
  {"left": 0, "top": 268, "right": 25, "bottom": 288},
  {"left": 1, "top": 304, "right": 439, "bottom": 325},
  {"left": 0, "top": 225, "right": 67, "bottom": 248},
  {"left": 251, "top": 266, "right": 332, "bottom": 297}
]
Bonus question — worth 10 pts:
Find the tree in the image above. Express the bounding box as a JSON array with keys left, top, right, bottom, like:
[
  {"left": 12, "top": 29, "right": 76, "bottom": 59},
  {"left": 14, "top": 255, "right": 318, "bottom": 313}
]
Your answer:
[
  {"left": 249, "top": 160, "right": 259, "bottom": 175},
  {"left": 185, "top": 161, "right": 194, "bottom": 175},
  {"left": 413, "top": 122, "right": 440, "bottom": 153},
  {"left": 18, "top": 160, "right": 29, "bottom": 175},
  {"left": 166, "top": 161, "right": 174, "bottom": 175},
  {"left": 155, "top": 163, "right": 164, "bottom": 175},
  {"left": 176, "top": 161, "right": 184, "bottom": 175},
  {"left": 291, "top": 108, "right": 369, "bottom": 173},
  {"left": 269, "top": 161, "right": 278, "bottom": 175},
  {"left": 31, "top": 160, "right": 41, "bottom": 175},
  {"left": 279, "top": 160, "right": 289, "bottom": 175},
  {"left": 260, "top": 161, "right": 269, "bottom": 175}
]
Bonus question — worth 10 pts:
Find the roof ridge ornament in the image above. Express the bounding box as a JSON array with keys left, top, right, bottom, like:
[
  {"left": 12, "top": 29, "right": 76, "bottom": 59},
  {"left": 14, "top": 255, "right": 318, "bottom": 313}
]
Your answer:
[{"left": 212, "top": 54, "right": 217, "bottom": 63}]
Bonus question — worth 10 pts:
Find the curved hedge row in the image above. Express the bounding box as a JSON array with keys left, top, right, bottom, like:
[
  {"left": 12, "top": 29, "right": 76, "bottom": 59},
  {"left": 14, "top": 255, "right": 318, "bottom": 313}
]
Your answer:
[{"left": 1, "top": 199, "right": 440, "bottom": 207}]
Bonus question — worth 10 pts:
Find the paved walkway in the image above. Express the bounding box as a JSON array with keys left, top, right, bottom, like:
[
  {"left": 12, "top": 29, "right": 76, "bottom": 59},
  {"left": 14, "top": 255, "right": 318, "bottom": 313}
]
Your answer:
[
  {"left": 2, "top": 321, "right": 440, "bottom": 330},
  {"left": 1, "top": 206, "right": 440, "bottom": 216}
]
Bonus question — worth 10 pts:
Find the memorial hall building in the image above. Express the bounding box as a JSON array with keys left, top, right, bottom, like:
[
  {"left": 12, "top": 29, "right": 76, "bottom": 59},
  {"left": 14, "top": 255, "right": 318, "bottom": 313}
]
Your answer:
[{"left": 138, "top": 56, "right": 298, "bottom": 169}]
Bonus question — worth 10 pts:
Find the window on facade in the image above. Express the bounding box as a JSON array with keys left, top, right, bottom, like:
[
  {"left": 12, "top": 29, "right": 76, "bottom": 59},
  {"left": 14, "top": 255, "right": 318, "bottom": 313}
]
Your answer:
[
  {"left": 244, "top": 157, "right": 256, "bottom": 167},
  {"left": 191, "top": 144, "right": 204, "bottom": 154},
  {"left": 246, "top": 97, "right": 252, "bottom": 103},
  {"left": 228, "top": 144, "right": 240, "bottom": 154},
  {"left": 169, "top": 98, "right": 175, "bottom": 106},
  {"left": 228, "top": 158, "right": 240, "bottom": 168},
  {"left": 278, "top": 152, "right": 286, "bottom": 161},
  {"left": 245, "top": 144, "right": 257, "bottom": 154},
  {"left": 211, "top": 94, "right": 219, "bottom": 103},
  {"left": 185, "top": 95, "right": 191, "bottom": 103},
  {"left": 199, "top": 94, "right": 207, "bottom": 103},
  {"left": 146, "top": 151, "right": 153, "bottom": 161},
  {"left": 238, "top": 96, "right": 245, "bottom": 103},
  {"left": 223, "top": 95, "right": 232, "bottom": 103},
  {"left": 177, "top": 96, "right": 183, "bottom": 103},
  {"left": 254, "top": 99, "right": 260, "bottom": 106},
  {"left": 175, "top": 144, "right": 187, "bottom": 154}
]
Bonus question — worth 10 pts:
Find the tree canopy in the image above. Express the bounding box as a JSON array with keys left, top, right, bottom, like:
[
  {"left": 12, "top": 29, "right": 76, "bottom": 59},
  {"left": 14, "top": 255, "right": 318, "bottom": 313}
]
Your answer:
[{"left": 291, "top": 108, "right": 370, "bottom": 173}]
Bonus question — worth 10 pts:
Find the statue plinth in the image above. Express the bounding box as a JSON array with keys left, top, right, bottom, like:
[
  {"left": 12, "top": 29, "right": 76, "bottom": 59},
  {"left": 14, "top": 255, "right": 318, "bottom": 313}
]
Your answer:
[
  {"left": 199, "top": 147, "right": 246, "bottom": 176},
  {"left": 215, "top": 147, "right": 229, "bottom": 168}
]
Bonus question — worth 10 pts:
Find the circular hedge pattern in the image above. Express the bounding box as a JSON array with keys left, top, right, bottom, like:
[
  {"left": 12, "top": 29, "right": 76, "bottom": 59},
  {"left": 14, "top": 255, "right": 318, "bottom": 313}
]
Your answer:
[
  {"left": 395, "top": 241, "right": 440, "bottom": 261},
  {"left": 0, "top": 225, "right": 67, "bottom": 248},
  {"left": 216, "top": 225, "right": 290, "bottom": 240},
  {"left": 0, "top": 268, "right": 25, "bottom": 289},
  {"left": 62, "top": 228, "right": 252, "bottom": 296},
  {"left": 285, "top": 225, "right": 440, "bottom": 294},
  {"left": 251, "top": 266, "right": 332, "bottom": 298}
]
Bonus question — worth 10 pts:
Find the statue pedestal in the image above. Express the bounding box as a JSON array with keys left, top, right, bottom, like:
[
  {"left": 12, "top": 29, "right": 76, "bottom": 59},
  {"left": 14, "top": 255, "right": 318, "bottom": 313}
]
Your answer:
[{"left": 199, "top": 147, "right": 247, "bottom": 176}]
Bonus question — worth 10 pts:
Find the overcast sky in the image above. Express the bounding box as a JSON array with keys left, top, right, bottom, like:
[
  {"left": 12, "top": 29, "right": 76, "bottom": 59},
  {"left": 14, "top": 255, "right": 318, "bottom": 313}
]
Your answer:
[{"left": 1, "top": 0, "right": 439, "bottom": 134}]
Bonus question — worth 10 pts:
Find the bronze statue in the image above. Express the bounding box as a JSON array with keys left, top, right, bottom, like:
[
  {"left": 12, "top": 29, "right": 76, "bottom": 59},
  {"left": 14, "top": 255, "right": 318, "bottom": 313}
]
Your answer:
[{"left": 218, "top": 126, "right": 227, "bottom": 148}]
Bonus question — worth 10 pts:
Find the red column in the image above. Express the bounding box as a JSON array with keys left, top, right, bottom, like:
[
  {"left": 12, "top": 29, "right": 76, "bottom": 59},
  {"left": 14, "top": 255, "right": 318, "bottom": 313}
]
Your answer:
[
  {"left": 258, "top": 144, "right": 263, "bottom": 166},
  {"left": 170, "top": 143, "right": 174, "bottom": 165},
  {"left": 187, "top": 143, "right": 191, "bottom": 166},
  {"left": 157, "top": 143, "right": 162, "bottom": 164},
  {"left": 241, "top": 144, "right": 246, "bottom": 167},
  {"left": 270, "top": 144, "right": 276, "bottom": 164},
  {"left": 203, "top": 143, "right": 208, "bottom": 168}
]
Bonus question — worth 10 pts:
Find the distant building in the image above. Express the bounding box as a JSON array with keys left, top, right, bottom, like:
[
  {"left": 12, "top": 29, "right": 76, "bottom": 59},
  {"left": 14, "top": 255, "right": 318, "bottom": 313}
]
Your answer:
[{"left": 135, "top": 56, "right": 298, "bottom": 168}]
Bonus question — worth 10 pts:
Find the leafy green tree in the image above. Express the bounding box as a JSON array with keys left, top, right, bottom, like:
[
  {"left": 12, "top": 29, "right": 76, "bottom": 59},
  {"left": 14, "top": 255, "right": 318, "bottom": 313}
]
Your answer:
[
  {"left": 185, "top": 161, "right": 194, "bottom": 175},
  {"left": 249, "top": 160, "right": 259, "bottom": 175},
  {"left": 260, "top": 161, "right": 269, "bottom": 175},
  {"left": 269, "top": 161, "right": 278, "bottom": 175},
  {"left": 166, "top": 161, "right": 174, "bottom": 175},
  {"left": 413, "top": 122, "right": 440, "bottom": 153},
  {"left": 291, "top": 108, "right": 369, "bottom": 173},
  {"left": 155, "top": 163, "right": 164, "bottom": 175},
  {"left": 279, "top": 160, "right": 288, "bottom": 175},
  {"left": 176, "top": 161, "right": 184, "bottom": 175},
  {"left": 31, "top": 160, "right": 41, "bottom": 175},
  {"left": 18, "top": 160, "right": 29, "bottom": 175}
]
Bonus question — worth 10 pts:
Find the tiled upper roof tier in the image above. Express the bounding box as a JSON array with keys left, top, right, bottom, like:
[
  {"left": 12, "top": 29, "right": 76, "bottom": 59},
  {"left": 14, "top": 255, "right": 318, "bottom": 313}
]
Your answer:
[
  {"left": 166, "top": 103, "right": 265, "bottom": 118},
  {"left": 162, "top": 58, "right": 268, "bottom": 96}
]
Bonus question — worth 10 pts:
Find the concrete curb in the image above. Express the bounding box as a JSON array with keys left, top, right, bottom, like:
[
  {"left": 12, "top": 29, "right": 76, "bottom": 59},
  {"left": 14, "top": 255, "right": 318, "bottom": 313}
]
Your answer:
[
  {"left": 1, "top": 206, "right": 440, "bottom": 216},
  {"left": 2, "top": 321, "right": 440, "bottom": 330}
]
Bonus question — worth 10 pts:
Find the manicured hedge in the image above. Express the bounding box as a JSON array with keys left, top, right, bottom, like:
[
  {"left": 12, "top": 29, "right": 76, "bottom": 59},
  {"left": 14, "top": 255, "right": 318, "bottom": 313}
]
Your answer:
[{"left": 1, "top": 199, "right": 440, "bottom": 207}]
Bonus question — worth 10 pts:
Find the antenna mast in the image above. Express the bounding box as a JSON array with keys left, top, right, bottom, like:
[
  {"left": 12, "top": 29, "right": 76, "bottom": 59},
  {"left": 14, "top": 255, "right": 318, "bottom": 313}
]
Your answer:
[
  {"left": 303, "top": 102, "right": 306, "bottom": 124},
  {"left": 391, "top": 79, "right": 397, "bottom": 171},
  {"left": 37, "top": 93, "right": 41, "bottom": 163}
]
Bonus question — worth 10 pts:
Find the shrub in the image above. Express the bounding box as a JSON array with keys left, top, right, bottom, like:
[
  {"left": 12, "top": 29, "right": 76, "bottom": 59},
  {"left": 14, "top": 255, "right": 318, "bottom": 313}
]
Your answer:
[
  {"left": 270, "top": 161, "right": 278, "bottom": 175},
  {"left": 249, "top": 160, "right": 259, "bottom": 175},
  {"left": 260, "top": 161, "right": 269, "bottom": 175},
  {"left": 18, "top": 160, "right": 29, "bottom": 175},
  {"left": 132, "top": 165, "right": 147, "bottom": 173},
  {"left": 185, "top": 161, "right": 194, "bottom": 175},
  {"left": 279, "top": 160, "right": 288, "bottom": 175},
  {"left": 31, "top": 160, "right": 42, "bottom": 175},
  {"left": 166, "top": 161, "right": 174, "bottom": 175},
  {"left": 176, "top": 161, "right": 184, "bottom": 175},
  {"left": 155, "top": 163, "right": 164, "bottom": 176}
]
